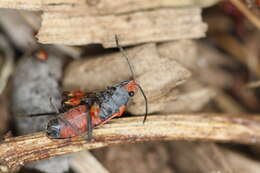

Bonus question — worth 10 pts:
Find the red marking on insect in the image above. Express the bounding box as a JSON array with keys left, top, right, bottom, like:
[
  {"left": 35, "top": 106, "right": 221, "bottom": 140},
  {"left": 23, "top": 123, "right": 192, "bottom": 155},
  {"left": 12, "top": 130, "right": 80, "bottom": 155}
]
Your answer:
[
  {"left": 25, "top": 35, "right": 148, "bottom": 142},
  {"left": 61, "top": 90, "right": 89, "bottom": 110},
  {"left": 64, "top": 98, "right": 81, "bottom": 106},
  {"left": 123, "top": 80, "right": 138, "bottom": 93},
  {"left": 59, "top": 106, "right": 88, "bottom": 137},
  {"left": 68, "top": 90, "right": 85, "bottom": 98},
  {"left": 35, "top": 49, "right": 48, "bottom": 61}
]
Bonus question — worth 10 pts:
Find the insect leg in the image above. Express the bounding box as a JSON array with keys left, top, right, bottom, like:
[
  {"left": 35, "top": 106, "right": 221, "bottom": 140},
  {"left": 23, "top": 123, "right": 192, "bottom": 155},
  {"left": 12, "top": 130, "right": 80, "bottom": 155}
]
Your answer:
[
  {"left": 99, "top": 105, "right": 126, "bottom": 126},
  {"left": 87, "top": 102, "right": 100, "bottom": 141},
  {"left": 87, "top": 105, "right": 93, "bottom": 141}
]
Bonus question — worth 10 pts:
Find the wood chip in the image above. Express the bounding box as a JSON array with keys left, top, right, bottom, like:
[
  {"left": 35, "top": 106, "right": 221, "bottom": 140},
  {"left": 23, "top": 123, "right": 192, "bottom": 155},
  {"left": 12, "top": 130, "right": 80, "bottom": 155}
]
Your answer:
[
  {"left": 129, "top": 79, "right": 216, "bottom": 114},
  {"left": 37, "top": 8, "right": 207, "bottom": 47},
  {"left": 0, "top": 0, "right": 220, "bottom": 14},
  {"left": 0, "top": 0, "right": 42, "bottom": 11},
  {"left": 63, "top": 43, "right": 191, "bottom": 114},
  {"left": 129, "top": 87, "right": 215, "bottom": 114}
]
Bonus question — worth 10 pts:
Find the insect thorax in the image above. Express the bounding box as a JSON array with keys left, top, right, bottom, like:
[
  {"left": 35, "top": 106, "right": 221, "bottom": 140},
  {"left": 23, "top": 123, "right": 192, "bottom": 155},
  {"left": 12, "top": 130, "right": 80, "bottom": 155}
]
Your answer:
[{"left": 97, "top": 86, "right": 129, "bottom": 120}]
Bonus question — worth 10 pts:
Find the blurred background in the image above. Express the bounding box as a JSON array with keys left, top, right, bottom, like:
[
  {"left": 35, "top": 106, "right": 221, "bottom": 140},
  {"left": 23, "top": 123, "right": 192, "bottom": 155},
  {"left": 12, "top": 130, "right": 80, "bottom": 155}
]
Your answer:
[{"left": 0, "top": 0, "right": 260, "bottom": 172}]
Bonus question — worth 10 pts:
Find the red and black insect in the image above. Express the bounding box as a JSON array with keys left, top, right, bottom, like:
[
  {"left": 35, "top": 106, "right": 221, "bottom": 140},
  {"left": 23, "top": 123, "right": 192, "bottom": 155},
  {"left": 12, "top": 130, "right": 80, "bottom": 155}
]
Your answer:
[{"left": 26, "top": 35, "right": 148, "bottom": 141}]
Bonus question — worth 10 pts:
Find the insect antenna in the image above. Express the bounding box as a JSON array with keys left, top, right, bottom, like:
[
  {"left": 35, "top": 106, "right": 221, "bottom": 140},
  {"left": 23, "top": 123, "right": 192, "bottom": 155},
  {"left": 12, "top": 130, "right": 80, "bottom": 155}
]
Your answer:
[
  {"left": 115, "top": 35, "right": 135, "bottom": 80},
  {"left": 115, "top": 35, "right": 148, "bottom": 124},
  {"left": 136, "top": 84, "right": 148, "bottom": 124}
]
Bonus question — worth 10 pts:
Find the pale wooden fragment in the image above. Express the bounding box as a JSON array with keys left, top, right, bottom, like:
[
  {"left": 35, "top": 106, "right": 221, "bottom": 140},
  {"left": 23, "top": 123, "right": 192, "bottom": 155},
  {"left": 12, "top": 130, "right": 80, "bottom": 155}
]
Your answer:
[
  {"left": 0, "top": 0, "right": 42, "bottom": 11},
  {"left": 63, "top": 43, "right": 191, "bottom": 113},
  {"left": 37, "top": 8, "right": 207, "bottom": 47},
  {"left": 129, "top": 79, "right": 215, "bottom": 114},
  {"left": 128, "top": 87, "right": 215, "bottom": 114},
  {"left": 0, "top": 0, "right": 220, "bottom": 13}
]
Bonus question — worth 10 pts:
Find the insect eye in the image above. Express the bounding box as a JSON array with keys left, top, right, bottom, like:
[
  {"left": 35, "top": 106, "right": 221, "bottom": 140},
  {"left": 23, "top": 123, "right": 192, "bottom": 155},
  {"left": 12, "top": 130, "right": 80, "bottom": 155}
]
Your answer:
[{"left": 128, "top": 91, "right": 135, "bottom": 97}]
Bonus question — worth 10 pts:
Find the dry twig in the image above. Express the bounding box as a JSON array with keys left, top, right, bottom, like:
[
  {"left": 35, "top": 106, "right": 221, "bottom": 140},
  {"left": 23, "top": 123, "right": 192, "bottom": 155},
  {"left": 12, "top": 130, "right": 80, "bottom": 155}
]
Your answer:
[
  {"left": 229, "top": 0, "right": 260, "bottom": 29},
  {"left": 1, "top": 113, "right": 260, "bottom": 172}
]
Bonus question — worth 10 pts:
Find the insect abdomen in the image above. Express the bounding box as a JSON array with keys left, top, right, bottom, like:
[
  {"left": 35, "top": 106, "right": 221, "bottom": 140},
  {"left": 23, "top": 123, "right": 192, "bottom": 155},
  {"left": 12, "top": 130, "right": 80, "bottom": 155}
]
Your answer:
[{"left": 59, "top": 105, "right": 88, "bottom": 138}]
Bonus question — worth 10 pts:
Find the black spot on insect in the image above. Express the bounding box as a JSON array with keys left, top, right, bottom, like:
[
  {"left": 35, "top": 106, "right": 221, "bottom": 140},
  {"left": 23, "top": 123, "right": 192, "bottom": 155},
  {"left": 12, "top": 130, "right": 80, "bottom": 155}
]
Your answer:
[{"left": 128, "top": 91, "right": 134, "bottom": 97}]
